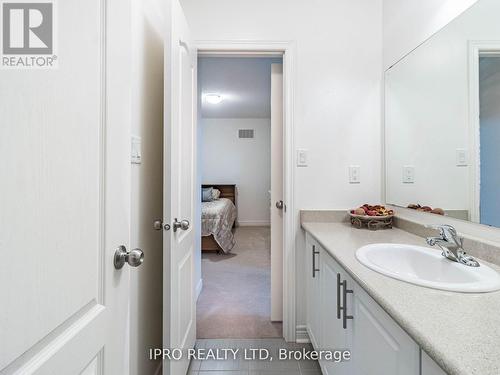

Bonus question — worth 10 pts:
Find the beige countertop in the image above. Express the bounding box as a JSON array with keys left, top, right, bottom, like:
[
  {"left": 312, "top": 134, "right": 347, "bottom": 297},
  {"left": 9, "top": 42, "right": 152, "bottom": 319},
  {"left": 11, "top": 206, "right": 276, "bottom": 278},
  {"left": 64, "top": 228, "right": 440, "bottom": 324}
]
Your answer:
[{"left": 301, "top": 221, "right": 500, "bottom": 375}]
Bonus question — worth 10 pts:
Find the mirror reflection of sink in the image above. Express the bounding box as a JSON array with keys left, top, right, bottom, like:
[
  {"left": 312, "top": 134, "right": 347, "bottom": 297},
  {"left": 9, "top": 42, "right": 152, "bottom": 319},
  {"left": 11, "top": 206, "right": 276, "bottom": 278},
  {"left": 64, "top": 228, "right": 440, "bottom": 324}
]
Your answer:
[{"left": 356, "top": 243, "right": 500, "bottom": 293}]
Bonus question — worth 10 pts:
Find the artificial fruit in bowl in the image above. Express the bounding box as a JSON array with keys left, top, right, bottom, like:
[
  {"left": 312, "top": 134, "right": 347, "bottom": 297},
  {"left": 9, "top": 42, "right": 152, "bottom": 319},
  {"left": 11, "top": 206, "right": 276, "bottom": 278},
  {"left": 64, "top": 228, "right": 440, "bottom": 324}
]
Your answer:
[
  {"left": 353, "top": 208, "right": 365, "bottom": 215},
  {"left": 350, "top": 204, "right": 394, "bottom": 217}
]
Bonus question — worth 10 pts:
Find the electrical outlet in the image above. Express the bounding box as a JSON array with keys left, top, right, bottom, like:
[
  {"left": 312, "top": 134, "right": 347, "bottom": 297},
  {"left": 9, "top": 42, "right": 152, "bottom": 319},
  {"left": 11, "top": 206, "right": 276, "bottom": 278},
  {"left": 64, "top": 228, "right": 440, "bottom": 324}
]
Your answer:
[
  {"left": 402, "top": 165, "right": 415, "bottom": 183},
  {"left": 349, "top": 165, "right": 361, "bottom": 184}
]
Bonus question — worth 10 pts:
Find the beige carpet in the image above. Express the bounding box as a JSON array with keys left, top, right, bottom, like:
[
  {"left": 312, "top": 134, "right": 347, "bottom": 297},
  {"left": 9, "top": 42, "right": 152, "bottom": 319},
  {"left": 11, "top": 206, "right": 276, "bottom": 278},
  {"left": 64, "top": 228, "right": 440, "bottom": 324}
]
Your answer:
[{"left": 197, "top": 226, "right": 283, "bottom": 338}]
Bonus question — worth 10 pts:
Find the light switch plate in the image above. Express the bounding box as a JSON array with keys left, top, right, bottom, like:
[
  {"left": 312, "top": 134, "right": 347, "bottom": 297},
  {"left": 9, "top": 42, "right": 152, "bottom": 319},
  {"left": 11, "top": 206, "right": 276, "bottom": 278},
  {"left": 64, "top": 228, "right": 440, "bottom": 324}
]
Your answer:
[
  {"left": 456, "top": 148, "right": 468, "bottom": 166},
  {"left": 131, "top": 135, "right": 142, "bottom": 164},
  {"left": 402, "top": 165, "right": 415, "bottom": 183},
  {"left": 297, "top": 149, "right": 308, "bottom": 167},
  {"left": 349, "top": 165, "right": 361, "bottom": 183}
]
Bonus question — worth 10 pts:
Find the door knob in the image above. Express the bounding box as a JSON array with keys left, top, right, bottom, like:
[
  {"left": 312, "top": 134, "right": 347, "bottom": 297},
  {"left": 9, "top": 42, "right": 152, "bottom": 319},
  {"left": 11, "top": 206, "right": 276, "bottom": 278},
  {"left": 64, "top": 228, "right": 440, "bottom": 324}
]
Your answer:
[
  {"left": 114, "top": 245, "right": 144, "bottom": 269},
  {"left": 276, "top": 200, "right": 284, "bottom": 210},
  {"left": 153, "top": 219, "right": 171, "bottom": 231},
  {"left": 173, "top": 218, "right": 190, "bottom": 232}
]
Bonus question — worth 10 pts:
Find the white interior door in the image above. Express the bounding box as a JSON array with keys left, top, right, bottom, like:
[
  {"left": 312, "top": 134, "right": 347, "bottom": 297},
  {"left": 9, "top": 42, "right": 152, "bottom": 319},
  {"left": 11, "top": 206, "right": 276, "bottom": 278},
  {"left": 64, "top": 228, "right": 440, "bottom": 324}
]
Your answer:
[
  {"left": 163, "top": 0, "right": 197, "bottom": 374},
  {"left": 270, "top": 63, "right": 284, "bottom": 322},
  {"left": 0, "top": 0, "right": 131, "bottom": 374}
]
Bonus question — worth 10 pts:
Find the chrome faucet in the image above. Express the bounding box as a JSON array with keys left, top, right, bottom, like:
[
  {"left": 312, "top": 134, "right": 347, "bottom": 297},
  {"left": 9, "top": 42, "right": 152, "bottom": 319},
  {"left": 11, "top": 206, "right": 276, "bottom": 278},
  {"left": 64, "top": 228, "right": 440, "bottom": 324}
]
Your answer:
[{"left": 425, "top": 224, "right": 480, "bottom": 267}]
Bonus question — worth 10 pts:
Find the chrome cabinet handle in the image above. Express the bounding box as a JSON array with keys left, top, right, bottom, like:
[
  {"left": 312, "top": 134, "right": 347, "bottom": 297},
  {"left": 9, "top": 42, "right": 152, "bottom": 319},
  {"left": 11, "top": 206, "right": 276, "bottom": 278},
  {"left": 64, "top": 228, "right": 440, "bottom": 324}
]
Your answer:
[
  {"left": 276, "top": 200, "right": 284, "bottom": 210},
  {"left": 153, "top": 220, "right": 171, "bottom": 231},
  {"left": 341, "top": 279, "right": 354, "bottom": 329},
  {"left": 114, "top": 245, "right": 144, "bottom": 269},
  {"left": 337, "top": 273, "right": 342, "bottom": 319},
  {"left": 312, "top": 245, "right": 320, "bottom": 278},
  {"left": 173, "top": 218, "right": 190, "bottom": 232}
]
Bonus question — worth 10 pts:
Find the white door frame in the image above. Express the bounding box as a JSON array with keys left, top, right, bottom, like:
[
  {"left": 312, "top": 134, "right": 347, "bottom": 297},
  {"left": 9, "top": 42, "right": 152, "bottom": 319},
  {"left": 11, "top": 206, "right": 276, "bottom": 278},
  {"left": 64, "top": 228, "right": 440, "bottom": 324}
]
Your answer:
[
  {"left": 467, "top": 41, "right": 500, "bottom": 223},
  {"left": 196, "top": 40, "right": 297, "bottom": 342}
]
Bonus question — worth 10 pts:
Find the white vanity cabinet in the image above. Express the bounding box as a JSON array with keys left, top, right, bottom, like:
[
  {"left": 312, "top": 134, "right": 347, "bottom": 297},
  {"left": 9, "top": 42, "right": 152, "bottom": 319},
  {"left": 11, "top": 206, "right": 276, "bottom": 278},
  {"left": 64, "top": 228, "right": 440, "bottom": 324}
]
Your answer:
[
  {"left": 319, "top": 247, "right": 353, "bottom": 375},
  {"left": 421, "top": 352, "right": 447, "bottom": 375},
  {"left": 350, "top": 281, "right": 420, "bottom": 375},
  {"left": 305, "top": 234, "right": 420, "bottom": 375}
]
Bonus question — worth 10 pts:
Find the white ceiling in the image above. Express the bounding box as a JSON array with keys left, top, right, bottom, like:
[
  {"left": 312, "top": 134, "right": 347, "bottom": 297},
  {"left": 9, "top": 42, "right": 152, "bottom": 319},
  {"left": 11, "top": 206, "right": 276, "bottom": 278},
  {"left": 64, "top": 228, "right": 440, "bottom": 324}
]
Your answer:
[{"left": 198, "top": 57, "right": 282, "bottom": 119}]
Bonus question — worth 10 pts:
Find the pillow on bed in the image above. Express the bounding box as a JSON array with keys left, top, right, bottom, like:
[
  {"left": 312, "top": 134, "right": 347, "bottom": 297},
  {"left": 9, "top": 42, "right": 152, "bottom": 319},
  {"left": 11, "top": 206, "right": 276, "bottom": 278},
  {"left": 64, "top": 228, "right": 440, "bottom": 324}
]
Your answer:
[
  {"left": 212, "top": 188, "right": 221, "bottom": 200},
  {"left": 202, "top": 187, "right": 213, "bottom": 202}
]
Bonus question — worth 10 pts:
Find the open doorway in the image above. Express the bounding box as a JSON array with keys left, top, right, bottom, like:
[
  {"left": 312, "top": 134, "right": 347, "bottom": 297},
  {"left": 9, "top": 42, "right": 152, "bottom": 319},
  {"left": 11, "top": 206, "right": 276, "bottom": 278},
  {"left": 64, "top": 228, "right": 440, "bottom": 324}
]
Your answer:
[
  {"left": 196, "top": 55, "right": 284, "bottom": 339},
  {"left": 160, "top": 11, "right": 297, "bottom": 374}
]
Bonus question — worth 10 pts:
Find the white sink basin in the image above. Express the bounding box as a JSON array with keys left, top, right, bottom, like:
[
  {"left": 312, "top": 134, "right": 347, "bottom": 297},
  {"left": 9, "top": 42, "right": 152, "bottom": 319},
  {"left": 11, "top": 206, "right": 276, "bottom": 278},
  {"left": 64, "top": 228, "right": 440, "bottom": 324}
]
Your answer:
[{"left": 356, "top": 243, "right": 500, "bottom": 293}]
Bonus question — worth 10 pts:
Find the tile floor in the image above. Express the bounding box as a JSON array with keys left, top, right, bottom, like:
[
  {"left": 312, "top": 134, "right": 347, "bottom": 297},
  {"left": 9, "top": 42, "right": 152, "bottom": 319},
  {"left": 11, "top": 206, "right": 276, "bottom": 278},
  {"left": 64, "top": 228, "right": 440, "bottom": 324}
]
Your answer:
[{"left": 188, "top": 339, "right": 322, "bottom": 375}]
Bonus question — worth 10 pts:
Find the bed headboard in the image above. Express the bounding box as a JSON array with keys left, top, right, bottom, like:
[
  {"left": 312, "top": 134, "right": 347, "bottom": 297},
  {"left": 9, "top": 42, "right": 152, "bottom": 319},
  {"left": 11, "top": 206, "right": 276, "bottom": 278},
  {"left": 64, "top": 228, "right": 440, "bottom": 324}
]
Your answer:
[{"left": 202, "top": 184, "right": 236, "bottom": 205}]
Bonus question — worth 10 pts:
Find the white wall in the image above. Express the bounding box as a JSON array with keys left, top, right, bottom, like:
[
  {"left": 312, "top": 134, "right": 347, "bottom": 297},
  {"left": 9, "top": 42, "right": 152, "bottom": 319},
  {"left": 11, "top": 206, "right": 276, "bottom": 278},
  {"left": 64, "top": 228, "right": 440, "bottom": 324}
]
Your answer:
[
  {"left": 130, "top": 0, "right": 164, "bottom": 373},
  {"left": 383, "top": 0, "right": 478, "bottom": 69},
  {"left": 181, "top": 0, "right": 383, "bottom": 330},
  {"left": 201, "top": 118, "right": 271, "bottom": 225}
]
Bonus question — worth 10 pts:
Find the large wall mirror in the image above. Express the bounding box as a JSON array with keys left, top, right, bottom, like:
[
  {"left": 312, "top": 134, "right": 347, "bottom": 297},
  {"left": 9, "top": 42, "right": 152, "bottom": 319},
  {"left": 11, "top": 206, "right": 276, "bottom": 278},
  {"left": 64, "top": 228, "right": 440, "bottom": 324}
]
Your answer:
[{"left": 385, "top": 0, "right": 500, "bottom": 227}]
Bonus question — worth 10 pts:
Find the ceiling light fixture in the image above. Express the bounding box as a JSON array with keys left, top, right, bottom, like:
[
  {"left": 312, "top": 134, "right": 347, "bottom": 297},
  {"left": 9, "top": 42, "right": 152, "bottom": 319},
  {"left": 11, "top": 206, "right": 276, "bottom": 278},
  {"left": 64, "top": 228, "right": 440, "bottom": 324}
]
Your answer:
[{"left": 204, "top": 93, "right": 223, "bottom": 104}]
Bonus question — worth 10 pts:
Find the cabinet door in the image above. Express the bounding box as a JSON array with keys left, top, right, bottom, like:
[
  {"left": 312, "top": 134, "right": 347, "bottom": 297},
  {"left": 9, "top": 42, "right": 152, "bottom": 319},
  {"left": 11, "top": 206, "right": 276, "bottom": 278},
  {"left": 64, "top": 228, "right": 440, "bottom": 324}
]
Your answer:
[
  {"left": 320, "top": 251, "right": 353, "bottom": 375},
  {"left": 305, "top": 236, "right": 321, "bottom": 348},
  {"left": 305, "top": 235, "right": 313, "bottom": 343},
  {"left": 351, "top": 284, "right": 419, "bottom": 375},
  {"left": 422, "top": 351, "right": 447, "bottom": 375}
]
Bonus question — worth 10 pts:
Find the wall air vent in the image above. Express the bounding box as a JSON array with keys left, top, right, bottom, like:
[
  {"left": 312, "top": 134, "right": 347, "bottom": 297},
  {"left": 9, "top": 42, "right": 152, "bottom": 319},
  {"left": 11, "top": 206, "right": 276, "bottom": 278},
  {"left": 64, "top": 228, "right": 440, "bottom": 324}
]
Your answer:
[{"left": 238, "top": 129, "right": 255, "bottom": 139}]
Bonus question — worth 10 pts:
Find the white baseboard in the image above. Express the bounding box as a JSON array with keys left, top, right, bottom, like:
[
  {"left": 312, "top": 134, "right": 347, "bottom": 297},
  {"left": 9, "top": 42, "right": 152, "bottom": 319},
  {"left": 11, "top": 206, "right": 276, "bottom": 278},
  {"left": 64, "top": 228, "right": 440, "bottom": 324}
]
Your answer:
[
  {"left": 237, "top": 220, "right": 271, "bottom": 227},
  {"left": 295, "top": 325, "right": 310, "bottom": 343},
  {"left": 196, "top": 278, "right": 203, "bottom": 300}
]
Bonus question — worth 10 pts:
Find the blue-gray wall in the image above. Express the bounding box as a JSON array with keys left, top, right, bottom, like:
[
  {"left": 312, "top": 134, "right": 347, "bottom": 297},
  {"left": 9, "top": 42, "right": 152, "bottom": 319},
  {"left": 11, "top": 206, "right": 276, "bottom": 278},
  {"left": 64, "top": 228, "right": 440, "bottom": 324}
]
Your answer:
[{"left": 479, "top": 56, "right": 500, "bottom": 227}]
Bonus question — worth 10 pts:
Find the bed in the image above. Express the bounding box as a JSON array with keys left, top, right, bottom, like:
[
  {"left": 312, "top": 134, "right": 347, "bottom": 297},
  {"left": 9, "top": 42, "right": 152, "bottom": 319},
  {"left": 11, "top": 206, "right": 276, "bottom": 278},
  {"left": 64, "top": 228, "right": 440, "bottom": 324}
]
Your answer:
[{"left": 201, "top": 184, "right": 237, "bottom": 253}]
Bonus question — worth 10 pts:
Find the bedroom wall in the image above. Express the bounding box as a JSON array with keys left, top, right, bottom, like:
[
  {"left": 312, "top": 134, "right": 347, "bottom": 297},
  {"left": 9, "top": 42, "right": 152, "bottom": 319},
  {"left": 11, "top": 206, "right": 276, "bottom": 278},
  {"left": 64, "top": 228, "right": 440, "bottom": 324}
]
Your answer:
[
  {"left": 181, "top": 0, "right": 383, "bottom": 333},
  {"left": 201, "top": 118, "right": 271, "bottom": 226},
  {"left": 130, "top": 0, "right": 164, "bottom": 373}
]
